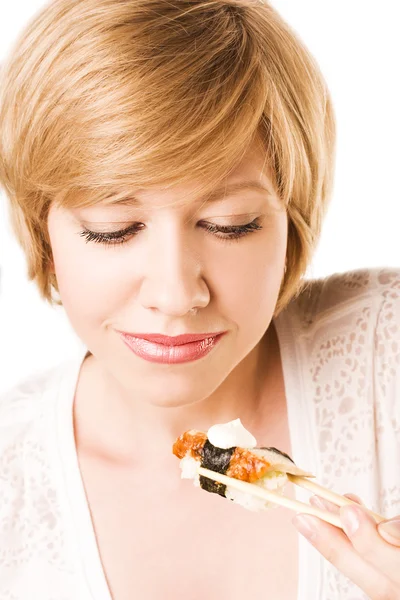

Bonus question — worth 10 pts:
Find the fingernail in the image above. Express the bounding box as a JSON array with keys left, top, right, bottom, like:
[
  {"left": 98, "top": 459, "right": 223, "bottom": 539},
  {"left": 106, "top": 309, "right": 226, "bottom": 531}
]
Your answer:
[
  {"left": 379, "top": 518, "right": 400, "bottom": 539},
  {"left": 340, "top": 506, "right": 361, "bottom": 536},
  {"left": 311, "top": 495, "right": 334, "bottom": 512},
  {"left": 344, "top": 493, "right": 364, "bottom": 506},
  {"left": 293, "top": 515, "right": 318, "bottom": 542}
]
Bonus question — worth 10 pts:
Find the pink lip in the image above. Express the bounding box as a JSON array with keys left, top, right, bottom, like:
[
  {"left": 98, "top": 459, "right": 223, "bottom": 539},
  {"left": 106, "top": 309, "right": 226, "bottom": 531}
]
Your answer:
[
  {"left": 117, "top": 331, "right": 226, "bottom": 364},
  {"left": 117, "top": 332, "right": 226, "bottom": 346}
]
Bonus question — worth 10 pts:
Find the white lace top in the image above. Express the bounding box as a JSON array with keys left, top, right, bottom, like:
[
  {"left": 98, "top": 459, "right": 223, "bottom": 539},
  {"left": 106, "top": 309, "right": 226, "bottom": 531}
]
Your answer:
[{"left": 0, "top": 267, "right": 399, "bottom": 600}]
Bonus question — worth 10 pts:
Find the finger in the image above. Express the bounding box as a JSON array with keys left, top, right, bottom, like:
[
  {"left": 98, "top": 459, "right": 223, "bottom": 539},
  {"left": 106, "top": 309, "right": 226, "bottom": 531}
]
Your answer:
[
  {"left": 378, "top": 519, "right": 400, "bottom": 548},
  {"left": 309, "top": 492, "right": 364, "bottom": 515},
  {"left": 341, "top": 505, "right": 400, "bottom": 586},
  {"left": 343, "top": 493, "right": 365, "bottom": 505},
  {"left": 293, "top": 514, "right": 394, "bottom": 599},
  {"left": 310, "top": 495, "right": 339, "bottom": 514}
]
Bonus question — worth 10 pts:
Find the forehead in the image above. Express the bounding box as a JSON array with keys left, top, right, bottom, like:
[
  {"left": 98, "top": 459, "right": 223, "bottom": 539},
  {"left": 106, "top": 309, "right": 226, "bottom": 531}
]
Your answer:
[{"left": 102, "top": 179, "right": 277, "bottom": 208}]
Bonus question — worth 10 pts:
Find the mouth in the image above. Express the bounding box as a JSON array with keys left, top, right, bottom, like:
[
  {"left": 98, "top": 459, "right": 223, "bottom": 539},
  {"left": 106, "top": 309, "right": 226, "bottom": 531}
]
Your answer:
[
  {"left": 116, "top": 331, "right": 227, "bottom": 364},
  {"left": 116, "top": 331, "right": 226, "bottom": 346}
]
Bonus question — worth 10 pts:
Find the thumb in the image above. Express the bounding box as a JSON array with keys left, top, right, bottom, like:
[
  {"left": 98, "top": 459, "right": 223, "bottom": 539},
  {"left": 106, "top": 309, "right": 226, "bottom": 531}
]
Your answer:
[{"left": 377, "top": 517, "right": 400, "bottom": 547}]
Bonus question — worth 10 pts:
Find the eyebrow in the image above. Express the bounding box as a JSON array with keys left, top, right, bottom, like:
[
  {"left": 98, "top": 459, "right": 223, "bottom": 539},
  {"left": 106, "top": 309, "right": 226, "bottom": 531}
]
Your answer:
[{"left": 104, "top": 180, "right": 275, "bottom": 206}]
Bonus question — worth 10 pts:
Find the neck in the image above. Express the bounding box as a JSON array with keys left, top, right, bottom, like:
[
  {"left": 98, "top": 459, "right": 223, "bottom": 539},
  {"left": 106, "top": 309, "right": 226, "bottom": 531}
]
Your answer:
[{"left": 73, "top": 322, "right": 282, "bottom": 467}]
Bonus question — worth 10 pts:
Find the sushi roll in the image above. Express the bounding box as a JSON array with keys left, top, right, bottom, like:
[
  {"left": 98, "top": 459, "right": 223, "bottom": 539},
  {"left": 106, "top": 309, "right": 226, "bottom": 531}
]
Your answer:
[{"left": 172, "top": 418, "right": 314, "bottom": 511}]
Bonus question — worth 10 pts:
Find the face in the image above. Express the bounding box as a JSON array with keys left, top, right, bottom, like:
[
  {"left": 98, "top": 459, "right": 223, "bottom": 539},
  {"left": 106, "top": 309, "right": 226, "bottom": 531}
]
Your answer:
[{"left": 47, "top": 140, "right": 288, "bottom": 408}]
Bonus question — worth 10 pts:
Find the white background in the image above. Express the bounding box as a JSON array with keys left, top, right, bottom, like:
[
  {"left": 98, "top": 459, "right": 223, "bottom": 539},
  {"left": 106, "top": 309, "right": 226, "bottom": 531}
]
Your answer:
[{"left": 1, "top": 1, "right": 399, "bottom": 393}]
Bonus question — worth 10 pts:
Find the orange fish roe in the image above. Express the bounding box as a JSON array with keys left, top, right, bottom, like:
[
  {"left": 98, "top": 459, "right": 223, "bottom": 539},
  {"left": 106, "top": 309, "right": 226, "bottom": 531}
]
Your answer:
[
  {"left": 172, "top": 431, "right": 207, "bottom": 460},
  {"left": 226, "top": 447, "right": 271, "bottom": 483}
]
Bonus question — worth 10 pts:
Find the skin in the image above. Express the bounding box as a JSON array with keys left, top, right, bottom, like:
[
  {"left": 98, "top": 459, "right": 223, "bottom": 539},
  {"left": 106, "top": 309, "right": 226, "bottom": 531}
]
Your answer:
[{"left": 47, "top": 137, "right": 400, "bottom": 597}]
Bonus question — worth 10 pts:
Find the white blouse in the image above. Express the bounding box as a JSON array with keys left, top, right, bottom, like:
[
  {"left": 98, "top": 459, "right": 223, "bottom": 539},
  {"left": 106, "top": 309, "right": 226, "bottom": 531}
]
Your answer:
[{"left": 0, "top": 267, "right": 399, "bottom": 600}]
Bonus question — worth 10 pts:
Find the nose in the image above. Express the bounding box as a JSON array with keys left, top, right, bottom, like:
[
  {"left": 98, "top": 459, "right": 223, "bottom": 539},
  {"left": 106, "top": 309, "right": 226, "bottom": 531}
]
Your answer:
[{"left": 138, "top": 223, "right": 210, "bottom": 317}]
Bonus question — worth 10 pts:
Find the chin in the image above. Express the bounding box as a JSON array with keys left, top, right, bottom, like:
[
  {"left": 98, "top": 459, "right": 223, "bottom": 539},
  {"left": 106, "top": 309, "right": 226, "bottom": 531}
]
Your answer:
[{"left": 105, "top": 351, "right": 233, "bottom": 408}]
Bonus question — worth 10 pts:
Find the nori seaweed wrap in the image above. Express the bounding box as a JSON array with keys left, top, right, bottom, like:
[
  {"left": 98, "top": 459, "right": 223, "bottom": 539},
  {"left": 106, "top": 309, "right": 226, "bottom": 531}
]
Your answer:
[{"left": 173, "top": 423, "right": 313, "bottom": 511}]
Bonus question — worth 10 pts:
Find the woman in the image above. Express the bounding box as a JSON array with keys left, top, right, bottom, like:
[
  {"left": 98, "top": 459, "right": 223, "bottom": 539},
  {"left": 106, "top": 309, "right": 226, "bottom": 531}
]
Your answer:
[{"left": 0, "top": 0, "right": 399, "bottom": 598}]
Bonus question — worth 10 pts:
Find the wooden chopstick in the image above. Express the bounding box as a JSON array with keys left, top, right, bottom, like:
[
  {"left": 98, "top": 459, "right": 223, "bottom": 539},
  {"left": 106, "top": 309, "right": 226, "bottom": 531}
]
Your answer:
[
  {"left": 198, "top": 467, "right": 342, "bottom": 528},
  {"left": 287, "top": 475, "right": 385, "bottom": 524}
]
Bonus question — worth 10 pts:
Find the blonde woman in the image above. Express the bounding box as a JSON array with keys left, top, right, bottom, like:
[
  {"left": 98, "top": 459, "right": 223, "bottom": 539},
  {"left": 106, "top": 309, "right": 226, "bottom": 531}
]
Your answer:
[{"left": 0, "top": 1, "right": 399, "bottom": 599}]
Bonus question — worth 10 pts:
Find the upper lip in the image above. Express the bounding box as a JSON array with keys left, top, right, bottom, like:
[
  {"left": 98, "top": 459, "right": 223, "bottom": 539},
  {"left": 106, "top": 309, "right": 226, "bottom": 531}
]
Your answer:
[{"left": 117, "top": 331, "right": 225, "bottom": 346}]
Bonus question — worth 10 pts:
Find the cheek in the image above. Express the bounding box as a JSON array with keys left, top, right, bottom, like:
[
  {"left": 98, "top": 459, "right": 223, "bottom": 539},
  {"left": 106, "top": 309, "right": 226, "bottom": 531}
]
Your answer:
[
  {"left": 207, "top": 241, "right": 286, "bottom": 341},
  {"left": 215, "top": 253, "right": 284, "bottom": 314},
  {"left": 51, "top": 232, "right": 130, "bottom": 332}
]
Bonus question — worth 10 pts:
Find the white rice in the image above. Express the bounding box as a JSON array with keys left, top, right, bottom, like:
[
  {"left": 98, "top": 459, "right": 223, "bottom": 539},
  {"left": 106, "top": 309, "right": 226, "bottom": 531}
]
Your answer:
[
  {"left": 179, "top": 456, "right": 201, "bottom": 486},
  {"left": 225, "top": 471, "right": 288, "bottom": 511},
  {"left": 179, "top": 456, "right": 288, "bottom": 510}
]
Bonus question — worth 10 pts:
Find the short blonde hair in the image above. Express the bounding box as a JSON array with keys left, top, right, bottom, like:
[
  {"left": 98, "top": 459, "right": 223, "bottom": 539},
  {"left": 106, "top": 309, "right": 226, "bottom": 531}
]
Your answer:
[{"left": 0, "top": 0, "right": 336, "bottom": 316}]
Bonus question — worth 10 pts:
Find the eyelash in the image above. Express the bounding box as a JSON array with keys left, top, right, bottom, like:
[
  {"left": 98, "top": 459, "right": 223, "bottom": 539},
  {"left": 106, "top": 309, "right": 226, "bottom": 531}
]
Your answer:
[{"left": 78, "top": 219, "right": 263, "bottom": 246}]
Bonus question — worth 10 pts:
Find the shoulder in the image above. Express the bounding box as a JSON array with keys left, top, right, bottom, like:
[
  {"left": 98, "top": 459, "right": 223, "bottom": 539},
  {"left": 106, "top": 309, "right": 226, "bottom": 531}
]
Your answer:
[
  {"left": 280, "top": 269, "right": 400, "bottom": 516},
  {"left": 0, "top": 360, "right": 65, "bottom": 409},
  {"left": 0, "top": 360, "right": 73, "bottom": 444},
  {"left": 0, "top": 359, "right": 75, "bottom": 507},
  {"left": 282, "top": 266, "right": 400, "bottom": 381},
  {"left": 289, "top": 267, "right": 400, "bottom": 331},
  {"left": 0, "top": 360, "right": 81, "bottom": 591}
]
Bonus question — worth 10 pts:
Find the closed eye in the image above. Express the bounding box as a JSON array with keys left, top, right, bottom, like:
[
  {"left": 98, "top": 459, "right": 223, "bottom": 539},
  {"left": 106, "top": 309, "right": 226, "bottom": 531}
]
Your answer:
[
  {"left": 201, "top": 219, "right": 263, "bottom": 240},
  {"left": 78, "top": 218, "right": 263, "bottom": 246},
  {"left": 78, "top": 223, "right": 144, "bottom": 245}
]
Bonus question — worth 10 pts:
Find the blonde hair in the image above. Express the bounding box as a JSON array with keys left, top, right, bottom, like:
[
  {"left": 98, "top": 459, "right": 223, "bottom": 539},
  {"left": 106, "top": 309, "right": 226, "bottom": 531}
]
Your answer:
[{"left": 0, "top": 0, "right": 336, "bottom": 316}]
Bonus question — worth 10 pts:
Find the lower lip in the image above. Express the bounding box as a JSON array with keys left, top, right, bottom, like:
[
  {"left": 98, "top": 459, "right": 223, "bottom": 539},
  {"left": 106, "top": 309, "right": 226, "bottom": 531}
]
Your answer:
[{"left": 119, "top": 333, "right": 225, "bottom": 364}]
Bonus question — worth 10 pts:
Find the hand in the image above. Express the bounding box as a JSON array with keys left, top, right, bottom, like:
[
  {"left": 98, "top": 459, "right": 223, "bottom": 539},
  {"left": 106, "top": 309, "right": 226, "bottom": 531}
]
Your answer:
[{"left": 292, "top": 493, "right": 400, "bottom": 599}]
